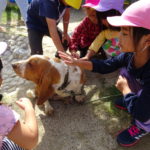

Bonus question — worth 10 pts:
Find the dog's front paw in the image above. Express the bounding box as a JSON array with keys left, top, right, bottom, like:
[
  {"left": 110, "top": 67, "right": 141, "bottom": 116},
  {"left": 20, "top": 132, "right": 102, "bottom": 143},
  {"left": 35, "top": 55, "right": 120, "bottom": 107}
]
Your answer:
[
  {"left": 75, "top": 95, "right": 85, "bottom": 103},
  {"left": 44, "top": 101, "right": 54, "bottom": 115}
]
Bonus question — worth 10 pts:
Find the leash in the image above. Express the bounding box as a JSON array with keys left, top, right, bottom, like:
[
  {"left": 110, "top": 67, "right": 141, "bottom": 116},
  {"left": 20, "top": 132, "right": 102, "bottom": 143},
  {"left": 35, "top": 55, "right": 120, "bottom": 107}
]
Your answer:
[{"left": 84, "top": 94, "right": 122, "bottom": 104}]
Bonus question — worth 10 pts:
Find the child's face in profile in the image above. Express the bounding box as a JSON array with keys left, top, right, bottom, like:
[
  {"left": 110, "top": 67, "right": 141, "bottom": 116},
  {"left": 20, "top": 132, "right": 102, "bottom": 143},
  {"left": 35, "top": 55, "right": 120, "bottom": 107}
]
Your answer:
[
  {"left": 83, "top": 7, "right": 98, "bottom": 24},
  {"left": 101, "top": 19, "right": 109, "bottom": 27}
]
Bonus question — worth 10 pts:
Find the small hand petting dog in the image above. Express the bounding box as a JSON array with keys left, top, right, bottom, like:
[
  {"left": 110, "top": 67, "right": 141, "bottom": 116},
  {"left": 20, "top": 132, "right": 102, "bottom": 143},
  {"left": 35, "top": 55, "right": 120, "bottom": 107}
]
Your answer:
[{"left": 12, "top": 55, "right": 86, "bottom": 115}]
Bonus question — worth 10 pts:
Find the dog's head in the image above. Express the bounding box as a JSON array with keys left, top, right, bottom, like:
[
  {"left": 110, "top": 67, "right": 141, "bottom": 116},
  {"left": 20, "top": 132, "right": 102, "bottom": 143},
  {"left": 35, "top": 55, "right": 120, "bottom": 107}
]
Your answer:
[{"left": 12, "top": 55, "right": 60, "bottom": 105}]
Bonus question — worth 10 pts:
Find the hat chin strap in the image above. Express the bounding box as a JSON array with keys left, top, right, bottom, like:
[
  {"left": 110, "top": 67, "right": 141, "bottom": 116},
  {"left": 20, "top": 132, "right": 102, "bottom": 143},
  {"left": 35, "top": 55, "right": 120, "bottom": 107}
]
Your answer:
[{"left": 136, "top": 44, "right": 150, "bottom": 54}]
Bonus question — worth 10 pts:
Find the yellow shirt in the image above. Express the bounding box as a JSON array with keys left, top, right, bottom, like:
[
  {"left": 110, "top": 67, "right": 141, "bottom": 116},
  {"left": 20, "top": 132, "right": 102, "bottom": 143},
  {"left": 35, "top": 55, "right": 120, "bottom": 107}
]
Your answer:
[{"left": 89, "top": 29, "right": 120, "bottom": 53}]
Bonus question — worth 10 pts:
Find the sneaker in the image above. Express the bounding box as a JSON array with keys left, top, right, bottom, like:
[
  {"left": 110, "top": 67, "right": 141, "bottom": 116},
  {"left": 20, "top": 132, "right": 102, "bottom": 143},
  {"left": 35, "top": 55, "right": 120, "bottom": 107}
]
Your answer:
[
  {"left": 115, "top": 97, "right": 127, "bottom": 110},
  {"left": 117, "top": 124, "right": 148, "bottom": 147}
]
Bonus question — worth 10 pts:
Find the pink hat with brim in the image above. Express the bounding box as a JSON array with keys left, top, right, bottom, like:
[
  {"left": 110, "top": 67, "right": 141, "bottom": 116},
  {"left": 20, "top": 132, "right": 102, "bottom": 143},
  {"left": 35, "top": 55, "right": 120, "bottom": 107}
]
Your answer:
[
  {"left": 82, "top": 0, "right": 124, "bottom": 13},
  {"left": 107, "top": 0, "right": 150, "bottom": 30}
]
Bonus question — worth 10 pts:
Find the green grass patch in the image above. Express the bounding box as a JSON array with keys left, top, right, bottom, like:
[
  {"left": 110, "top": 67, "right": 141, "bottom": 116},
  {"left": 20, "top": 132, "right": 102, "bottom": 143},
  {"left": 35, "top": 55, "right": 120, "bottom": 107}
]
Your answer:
[{"left": 1, "top": 4, "right": 21, "bottom": 25}]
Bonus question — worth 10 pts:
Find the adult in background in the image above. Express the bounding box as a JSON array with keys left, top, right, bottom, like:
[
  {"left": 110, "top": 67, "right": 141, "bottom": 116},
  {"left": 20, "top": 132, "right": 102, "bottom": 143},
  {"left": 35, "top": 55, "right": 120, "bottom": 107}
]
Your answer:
[
  {"left": 0, "top": 0, "right": 28, "bottom": 23},
  {"left": 26, "top": 0, "right": 82, "bottom": 56}
]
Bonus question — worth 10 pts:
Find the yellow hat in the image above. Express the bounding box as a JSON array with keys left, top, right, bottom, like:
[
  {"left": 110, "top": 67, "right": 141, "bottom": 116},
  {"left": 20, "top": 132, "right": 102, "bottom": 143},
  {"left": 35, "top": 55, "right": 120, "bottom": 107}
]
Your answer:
[{"left": 64, "top": 0, "right": 82, "bottom": 9}]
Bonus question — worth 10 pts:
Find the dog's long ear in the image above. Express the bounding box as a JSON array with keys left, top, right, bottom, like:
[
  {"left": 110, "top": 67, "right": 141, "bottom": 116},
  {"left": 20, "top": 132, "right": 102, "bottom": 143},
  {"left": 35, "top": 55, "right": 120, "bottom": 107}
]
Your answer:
[{"left": 36, "top": 72, "right": 54, "bottom": 105}]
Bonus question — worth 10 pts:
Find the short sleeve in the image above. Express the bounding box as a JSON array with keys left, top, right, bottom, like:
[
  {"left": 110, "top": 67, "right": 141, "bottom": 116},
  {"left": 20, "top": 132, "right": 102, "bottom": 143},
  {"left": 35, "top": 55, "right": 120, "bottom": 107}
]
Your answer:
[
  {"left": 39, "top": 0, "right": 58, "bottom": 20},
  {"left": 0, "top": 105, "right": 20, "bottom": 147},
  {"left": 89, "top": 30, "right": 106, "bottom": 52}
]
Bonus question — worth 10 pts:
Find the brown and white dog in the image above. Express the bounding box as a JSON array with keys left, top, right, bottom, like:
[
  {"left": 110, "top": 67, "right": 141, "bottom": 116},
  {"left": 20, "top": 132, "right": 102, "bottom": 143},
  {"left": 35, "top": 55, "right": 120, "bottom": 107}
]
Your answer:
[{"left": 12, "top": 55, "right": 85, "bottom": 114}]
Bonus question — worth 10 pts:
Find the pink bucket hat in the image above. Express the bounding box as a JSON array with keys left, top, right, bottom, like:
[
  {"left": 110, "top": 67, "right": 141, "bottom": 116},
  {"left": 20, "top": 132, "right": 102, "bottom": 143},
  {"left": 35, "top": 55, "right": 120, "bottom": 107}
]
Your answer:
[
  {"left": 82, "top": 0, "right": 124, "bottom": 13},
  {"left": 107, "top": 0, "right": 150, "bottom": 30}
]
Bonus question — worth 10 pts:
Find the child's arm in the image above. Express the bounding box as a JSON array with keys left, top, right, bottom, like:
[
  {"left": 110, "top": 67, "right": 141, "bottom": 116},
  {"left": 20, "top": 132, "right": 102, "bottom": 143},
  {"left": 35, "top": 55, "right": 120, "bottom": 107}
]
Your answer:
[
  {"left": 115, "top": 75, "right": 132, "bottom": 95},
  {"left": 62, "top": 8, "right": 70, "bottom": 43},
  {"left": 59, "top": 51, "right": 93, "bottom": 71},
  {"left": 116, "top": 75, "right": 150, "bottom": 123},
  {"left": 81, "top": 30, "right": 120, "bottom": 60},
  {"left": 81, "top": 30, "right": 106, "bottom": 60},
  {"left": 46, "top": 18, "right": 65, "bottom": 52},
  {"left": 59, "top": 51, "right": 127, "bottom": 74},
  {"left": 69, "top": 17, "right": 89, "bottom": 54},
  {"left": 80, "top": 50, "right": 96, "bottom": 60},
  {"left": 7, "top": 98, "right": 38, "bottom": 150}
]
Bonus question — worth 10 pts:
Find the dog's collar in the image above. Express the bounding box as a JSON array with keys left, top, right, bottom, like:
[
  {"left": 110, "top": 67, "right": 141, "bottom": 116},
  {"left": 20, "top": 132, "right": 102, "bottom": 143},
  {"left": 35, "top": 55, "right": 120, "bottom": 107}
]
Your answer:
[{"left": 58, "top": 67, "right": 70, "bottom": 90}]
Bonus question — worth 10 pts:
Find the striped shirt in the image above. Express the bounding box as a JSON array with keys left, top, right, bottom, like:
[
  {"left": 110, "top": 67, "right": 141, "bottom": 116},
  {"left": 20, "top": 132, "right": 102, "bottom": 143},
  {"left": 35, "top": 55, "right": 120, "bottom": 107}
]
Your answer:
[{"left": 1, "top": 137, "right": 24, "bottom": 150}]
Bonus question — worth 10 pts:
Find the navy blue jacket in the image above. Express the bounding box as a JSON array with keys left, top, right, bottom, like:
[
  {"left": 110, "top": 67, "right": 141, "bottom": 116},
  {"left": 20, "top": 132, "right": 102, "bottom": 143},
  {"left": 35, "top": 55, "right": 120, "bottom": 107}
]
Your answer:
[
  {"left": 26, "top": 0, "right": 67, "bottom": 33},
  {"left": 91, "top": 52, "right": 150, "bottom": 122}
]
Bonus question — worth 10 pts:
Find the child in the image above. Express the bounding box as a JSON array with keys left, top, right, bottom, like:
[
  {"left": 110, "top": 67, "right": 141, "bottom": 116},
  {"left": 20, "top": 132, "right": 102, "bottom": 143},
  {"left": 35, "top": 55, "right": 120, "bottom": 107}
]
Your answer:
[
  {"left": 80, "top": 0, "right": 125, "bottom": 60},
  {"left": 69, "top": 0, "right": 101, "bottom": 58},
  {"left": 0, "top": 44, "right": 38, "bottom": 150},
  {"left": 59, "top": 0, "right": 150, "bottom": 147},
  {"left": 26, "top": 0, "right": 82, "bottom": 56},
  {"left": 0, "top": 0, "right": 28, "bottom": 22}
]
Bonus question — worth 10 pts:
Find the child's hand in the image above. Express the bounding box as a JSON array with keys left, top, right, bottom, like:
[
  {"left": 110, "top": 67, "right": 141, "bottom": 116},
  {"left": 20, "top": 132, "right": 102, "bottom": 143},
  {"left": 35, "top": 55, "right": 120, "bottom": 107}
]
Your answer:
[
  {"left": 115, "top": 75, "right": 131, "bottom": 95},
  {"left": 62, "top": 33, "right": 70, "bottom": 44},
  {"left": 71, "top": 51, "right": 80, "bottom": 59},
  {"left": 15, "top": 97, "right": 33, "bottom": 111},
  {"left": 79, "top": 56, "right": 89, "bottom": 61},
  {"left": 58, "top": 51, "right": 78, "bottom": 66}
]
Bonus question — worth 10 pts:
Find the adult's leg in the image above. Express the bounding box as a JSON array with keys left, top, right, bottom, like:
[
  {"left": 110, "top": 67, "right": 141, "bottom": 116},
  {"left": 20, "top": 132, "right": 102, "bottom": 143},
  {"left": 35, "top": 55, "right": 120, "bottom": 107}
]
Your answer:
[
  {"left": 15, "top": 0, "right": 28, "bottom": 22},
  {"left": 28, "top": 29, "right": 44, "bottom": 55},
  {"left": 0, "top": 0, "right": 7, "bottom": 22}
]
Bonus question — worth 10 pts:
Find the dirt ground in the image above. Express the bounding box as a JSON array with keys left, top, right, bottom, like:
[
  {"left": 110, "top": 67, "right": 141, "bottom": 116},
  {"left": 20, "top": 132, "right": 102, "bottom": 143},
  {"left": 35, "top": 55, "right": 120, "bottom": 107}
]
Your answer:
[{"left": 0, "top": 8, "right": 150, "bottom": 150}]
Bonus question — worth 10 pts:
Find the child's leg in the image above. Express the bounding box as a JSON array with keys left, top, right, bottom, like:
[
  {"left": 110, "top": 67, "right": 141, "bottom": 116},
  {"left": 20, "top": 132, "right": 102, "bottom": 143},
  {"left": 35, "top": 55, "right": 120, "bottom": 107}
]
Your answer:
[
  {"left": 120, "top": 68, "right": 141, "bottom": 94},
  {"left": 28, "top": 29, "right": 44, "bottom": 55},
  {"left": 15, "top": 0, "right": 28, "bottom": 22},
  {"left": 115, "top": 68, "right": 149, "bottom": 146}
]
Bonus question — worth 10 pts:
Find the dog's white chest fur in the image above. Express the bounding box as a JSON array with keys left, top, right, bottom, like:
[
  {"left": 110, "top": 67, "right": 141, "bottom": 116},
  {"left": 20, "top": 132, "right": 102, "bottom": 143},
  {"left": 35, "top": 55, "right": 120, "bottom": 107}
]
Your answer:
[{"left": 49, "top": 60, "right": 83, "bottom": 96}]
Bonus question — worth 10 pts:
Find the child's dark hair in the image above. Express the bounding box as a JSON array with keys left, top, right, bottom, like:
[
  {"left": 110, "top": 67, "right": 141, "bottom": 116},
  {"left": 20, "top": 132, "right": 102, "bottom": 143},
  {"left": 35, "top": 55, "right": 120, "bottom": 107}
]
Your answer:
[
  {"left": 96, "top": 9, "right": 121, "bottom": 31},
  {"left": 132, "top": 27, "right": 150, "bottom": 50}
]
